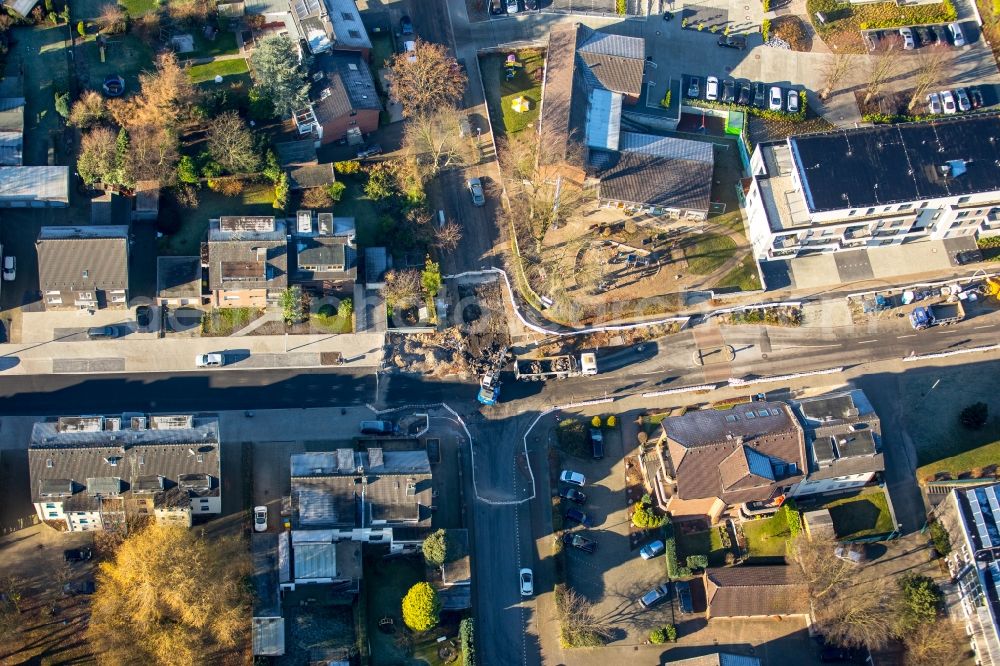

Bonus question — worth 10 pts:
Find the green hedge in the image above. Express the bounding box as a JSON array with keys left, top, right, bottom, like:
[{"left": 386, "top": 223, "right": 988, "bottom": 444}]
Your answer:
[
  {"left": 664, "top": 521, "right": 690, "bottom": 579},
  {"left": 685, "top": 91, "right": 807, "bottom": 122},
  {"left": 460, "top": 618, "right": 476, "bottom": 666}
]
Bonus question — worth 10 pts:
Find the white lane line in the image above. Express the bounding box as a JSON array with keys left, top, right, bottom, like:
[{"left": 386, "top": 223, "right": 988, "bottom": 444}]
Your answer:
[
  {"left": 857, "top": 340, "right": 877, "bottom": 344},
  {"left": 974, "top": 325, "right": 996, "bottom": 329},
  {"left": 785, "top": 344, "right": 842, "bottom": 349},
  {"left": 897, "top": 334, "right": 917, "bottom": 339}
]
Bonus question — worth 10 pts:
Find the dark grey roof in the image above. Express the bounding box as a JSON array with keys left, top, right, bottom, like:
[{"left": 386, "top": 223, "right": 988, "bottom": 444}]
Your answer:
[
  {"left": 327, "top": 0, "right": 371, "bottom": 49},
  {"left": 593, "top": 145, "right": 713, "bottom": 211},
  {"left": 576, "top": 27, "right": 645, "bottom": 97},
  {"left": 36, "top": 226, "right": 129, "bottom": 292},
  {"left": 253, "top": 533, "right": 282, "bottom": 617},
  {"left": 294, "top": 236, "right": 356, "bottom": 282},
  {"left": 794, "top": 390, "right": 883, "bottom": 478},
  {"left": 287, "top": 163, "right": 335, "bottom": 190},
  {"left": 805, "top": 452, "right": 885, "bottom": 481},
  {"left": 207, "top": 218, "right": 288, "bottom": 292},
  {"left": 664, "top": 402, "right": 796, "bottom": 449},
  {"left": 790, "top": 113, "right": 1000, "bottom": 213},
  {"left": 365, "top": 246, "right": 388, "bottom": 284},
  {"left": 275, "top": 139, "right": 318, "bottom": 167},
  {"left": 311, "top": 52, "right": 380, "bottom": 126},
  {"left": 156, "top": 256, "right": 202, "bottom": 299},
  {"left": 705, "top": 565, "right": 810, "bottom": 617},
  {"left": 291, "top": 450, "right": 431, "bottom": 477},
  {"left": 29, "top": 415, "right": 221, "bottom": 506},
  {"left": 293, "top": 478, "right": 356, "bottom": 527}
]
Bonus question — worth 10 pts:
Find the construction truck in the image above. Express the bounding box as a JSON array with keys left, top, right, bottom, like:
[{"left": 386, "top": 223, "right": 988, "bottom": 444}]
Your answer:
[
  {"left": 515, "top": 352, "right": 598, "bottom": 381},
  {"left": 909, "top": 302, "right": 965, "bottom": 330},
  {"left": 477, "top": 370, "right": 500, "bottom": 406}
]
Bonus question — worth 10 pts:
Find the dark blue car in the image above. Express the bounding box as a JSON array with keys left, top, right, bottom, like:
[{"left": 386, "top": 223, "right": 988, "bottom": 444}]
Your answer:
[
  {"left": 565, "top": 508, "right": 594, "bottom": 528},
  {"left": 675, "top": 580, "right": 693, "bottom": 613}
]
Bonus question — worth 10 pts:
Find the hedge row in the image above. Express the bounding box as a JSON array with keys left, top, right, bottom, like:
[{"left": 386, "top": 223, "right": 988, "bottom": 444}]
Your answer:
[
  {"left": 460, "top": 618, "right": 476, "bottom": 666},
  {"left": 685, "top": 90, "right": 808, "bottom": 123}
]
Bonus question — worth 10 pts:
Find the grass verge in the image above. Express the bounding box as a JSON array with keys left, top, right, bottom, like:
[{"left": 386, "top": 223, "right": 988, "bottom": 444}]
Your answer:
[
  {"left": 683, "top": 232, "right": 737, "bottom": 275},
  {"left": 818, "top": 489, "right": 894, "bottom": 539},
  {"left": 187, "top": 57, "right": 249, "bottom": 83},
  {"left": 917, "top": 440, "right": 1000, "bottom": 482},
  {"left": 742, "top": 514, "right": 791, "bottom": 559},
  {"left": 713, "top": 255, "right": 762, "bottom": 291},
  {"left": 481, "top": 48, "right": 544, "bottom": 135}
]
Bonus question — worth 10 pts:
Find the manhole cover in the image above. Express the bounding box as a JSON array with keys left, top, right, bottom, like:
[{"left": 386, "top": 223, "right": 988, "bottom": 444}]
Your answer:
[
  {"left": 755, "top": 53, "right": 761, "bottom": 59},
  {"left": 746, "top": 14, "right": 752, "bottom": 20},
  {"left": 744, "top": 4, "right": 749, "bottom": 8}
]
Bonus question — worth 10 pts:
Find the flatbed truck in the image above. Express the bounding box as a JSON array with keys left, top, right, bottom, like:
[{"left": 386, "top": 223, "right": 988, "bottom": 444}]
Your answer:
[{"left": 909, "top": 302, "right": 965, "bottom": 330}]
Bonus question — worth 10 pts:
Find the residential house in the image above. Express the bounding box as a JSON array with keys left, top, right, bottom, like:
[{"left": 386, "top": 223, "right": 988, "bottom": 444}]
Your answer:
[
  {"left": 704, "top": 565, "right": 810, "bottom": 619},
  {"left": 284, "top": 529, "right": 362, "bottom": 590},
  {"left": 275, "top": 139, "right": 335, "bottom": 191},
  {"left": 156, "top": 256, "right": 204, "bottom": 306},
  {"left": 29, "top": 414, "right": 222, "bottom": 532},
  {"left": 0, "top": 166, "right": 69, "bottom": 207},
  {"left": 936, "top": 483, "right": 1000, "bottom": 665},
  {"left": 652, "top": 402, "right": 807, "bottom": 523},
  {"left": 539, "top": 25, "right": 712, "bottom": 219},
  {"left": 0, "top": 74, "right": 23, "bottom": 167},
  {"left": 437, "top": 529, "right": 471, "bottom": 610},
  {"left": 666, "top": 654, "right": 762, "bottom": 666},
  {"left": 206, "top": 215, "right": 288, "bottom": 308},
  {"left": 294, "top": 51, "right": 380, "bottom": 145},
  {"left": 37, "top": 225, "right": 129, "bottom": 310},
  {"left": 789, "top": 389, "right": 885, "bottom": 498},
  {"left": 245, "top": 0, "right": 370, "bottom": 57},
  {"left": 133, "top": 180, "right": 160, "bottom": 221},
  {"left": 292, "top": 212, "right": 357, "bottom": 293},
  {"left": 745, "top": 114, "right": 1000, "bottom": 264},
  {"left": 252, "top": 533, "right": 286, "bottom": 657},
  {"left": 324, "top": 0, "right": 371, "bottom": 58}
]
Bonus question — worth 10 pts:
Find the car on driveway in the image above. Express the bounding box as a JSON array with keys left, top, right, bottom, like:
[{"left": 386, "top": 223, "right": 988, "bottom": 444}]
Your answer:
[
  {"left": 769, "top": 86, "right": 783, "bottom": 111},
  {"left": 787, "top": 89, "right": 799, "bottom": 113},
  {"left": 948, "top": 21, "right": 965, "bottom": 46},
  {"left": 136, "top": 305, "right": 152, "bottom": 330},
  {"left": 717, "top": 34, "right": 746, "bottom": 49},
  {"left": 559, "top": 487, "right": 587, "bottom": 504},
  {"left": 863, "top": 30, "right": 880, "bottom": 52},
  {"left": 506, "top": 0, "right": 519, "bottom": 13},
  {"left": 675, "top": 579, "right": 694, "bottom": 613},
  {"left": 941, "top": 89, "right": 957, "bottom": 114},
  {"left": 64, "top": 547, "right": 92, "bottom": 563},
  {"left": 195, "top": 352, "right": 225, "bottom": 367},
  {"left": 955, "top": 87, "right": 971, "bottom": 112},
  {"left": 357, "top": 144, "right": 383, "bottom": 159},
  {"left": 638, "top": 584, "right": 672, "bottom": 609},
  {"left": 721, "top": 78, "right": 735, "bottom": 103},
  {"left": 932, "top": 24, "right": 949, "bottom": 45},
  {"left": 737, "top": 81, "right": 751, "bottom": 106},
  {"left": 753, "top": 82, "right": 765, "bottom": 108},
  {"left": 559, "top": 470, "right": 586, "bottom": 486},
  {"left": 400, "top": 14, "right": 414, "bottom": 35},
  {"left": 969, "top": 86, "right": 984, "bottom": 108},
  {"left": 562, "top": 532, "right": 597, "bottom": 553},
  {"left": 640, "top": 540, "right": 665, "bottom": 559},
  {"left": 467, "top": 177, "right": 485, "bottom": 206},
  {"left": 927, "top": 91, "right": 942, "bottom": 114},
  {"left": 519, "top": 568, "right": 533, "bottom": 596},
  {"left": 705, "top": 76, "right": 719, "bottom": 101},
  {"left": 914, "top": 25, "right": 932, "bottom": 46},
  {"left": 254, "top": 505, "right": 268, "bottom": 532},
  {"left": 87, "top": 326, "right": 119, "bottom": 340},
  {"left": 63, "top": 580, "right": 96, "bottom": 596},
  {"left": 2, "top": 255, "right": 14, "bottom": 281},
  {"left": 899, "top": 27, "right": 915, "bottom": 49},
  {"left": 589, "top": 428, "right": 604, "bottom": 459},
  {"left": 687, "top": 76, "right": 700, "bottom": 98},
  {"left": 564, "top": 508, "right": 594, "bottom": 528}
]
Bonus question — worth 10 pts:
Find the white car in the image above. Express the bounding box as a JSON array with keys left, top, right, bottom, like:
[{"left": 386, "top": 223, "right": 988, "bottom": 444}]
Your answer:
[
  {"left": 769, "top": 86, "right": 782, "bottom": 111},
  {"left": 404, "top": 40, "right": 416, "bottom": 63},
  {"left": 948, "top": 22, "right": 965, "bottom": 47},
  {"left": 899, "top": 27, "right": 915, "bottom": 50},
  {"left": 955, "top": 88, "right": 971, "bottom": 112},
  {"left": 705, "top": 76, "right": 719, "bottom": 102},
  {"left": 253, "top": 506, "right": 268, "bottom": 532},
  {"left": 941, "top": 89, "right": 957, "bottom": 114},
  {"left": 195, "top": 352, "right": 225, "bottom": 367},
  {"left": 506, "top": 0, "right": 519, "bottom": 13},
  {"left": 519, "top": 568, "right": 533, "bottom": 596},
  {"left": 559, "top": 470, "right": 586, "bottom": 486},
  {"left": 2, "top": 256, "right": 14, "bottom": 281},
  {"left": 926, "top": 91, "right": 942, "bottom": 114},
  {"left": 786, "top": 89, "right": 799, "bottom": 114}
]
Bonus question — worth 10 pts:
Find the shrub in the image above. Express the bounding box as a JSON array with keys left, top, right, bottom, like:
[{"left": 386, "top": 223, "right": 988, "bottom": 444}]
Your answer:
[
  {"left": 302, "top": 186, "right": 333, "bottom": 209},
  {"left": 649, "top": 627, "right": 667, "bottom": 644},
  {"left": 633, "top": 498, "right": 666, "bottom": 529},
  {"left": 783, "top": 499, "right": 802, "bottom": 538},
  {"left": 616, "top": 0, "right": 626, "bottom": 15},
  {"left": 273, "top": 172, "right": 289, "bottom": 210},
  {"left": 761, "top": 18, "right": 771, "bottom": 41},
  {"left": 607, "top": 415, "right": 617, "bottom": 428},
  {"left": 762, "top": 0, "right": 770, "bottom": 9},
  {"left": 209, "top": 179, "right": 245, "bottom": 197},
  {"left": 401, "top": 582, "right": 441, "bottom": 633},
  {"left": 659, "top": 89, "right": 672, "bottom": 110},
  {"left": 337, "top": 298, "right": 353, "bottom": 320},
  {"left": 460, "top": 617, "right": 476, "bottom": 666},
  {"left": 54, "top": 91, "right": 70, "bottom": 119},
  {"left": 591, "top": 415, "right": 602, "bottom": 428},
  {"left": 334, "top": 159, "right": 362, "bottom": 175},
  {"left": 929, "top": 521, "right": 951, "bottom": 556},
  {"left": 328, "top": 181, "right": 346, "bottom": 202},
  {"left": 177, "top": 156, "right": 199, "bottom": 185},
  {"left": 686, "top": 554, "right": 709, "bottom": 570},
  {"left": 960, "top": 402, "right": 988, "bottom": 430},
  {"left": 664, "top": 521, "right": 681, "bottom": 578}
]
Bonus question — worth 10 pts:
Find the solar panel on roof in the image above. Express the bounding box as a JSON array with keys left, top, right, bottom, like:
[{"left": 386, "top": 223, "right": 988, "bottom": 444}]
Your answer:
[
  {"left": 219, "top": 216, "right": 275, "bottom": 233},
  {"left": 221, "top": 261, "right": 265, "bottom": 281}
]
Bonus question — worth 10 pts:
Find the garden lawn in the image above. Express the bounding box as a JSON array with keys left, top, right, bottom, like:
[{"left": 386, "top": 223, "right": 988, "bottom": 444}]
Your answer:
[
  {"left": 556, "top": 418, "right": 589, "bottom": 459},
  {"left": 713, "top": 255, "right": 761, "bottom": 291},
  {"left": 11, "top": 25, "right": 70, "bottom": 167},
  {"left": 742, "top": 514, "right": 791, "bottom": 559},
  {"left": 119, "top": 0, "right": 158, "bottom": 16},
  {"left": 820, "top": 489, "right": 894, "bottom": 539},
  {"left": 917, "top": 439, "right": 1000, "bottom": 482},
  {"left": 160, "top": 187, "right": 274, "bottom": 256},
  {"left": 481, "top": 49, "right": 544, "bottom": 135},
  {"left": 82, "top": 32, "right": 153, "bottom": 101},
  {"left": 364, "top": 554, "right": 426, "bottom": 666},
  {"left": 370, "top": 31, "right": 395, "bottom": 69},
  {"left": 187, "top": 30, "right": 240, "bottom": 59},
  {"left": 683, "top": 233, "right": 737, "bottom": 275},
  {"left": 201, "top": 307, "right": 263, "bottom": 336},
  {"left": 676, "top": 527, "right": 730, "bottom": 567},
  {"left": 335, "top": 178, "right": 380, "bottom": 247},
  {"left": 187, "top": 58, "right": 249, "bottom": 83}
]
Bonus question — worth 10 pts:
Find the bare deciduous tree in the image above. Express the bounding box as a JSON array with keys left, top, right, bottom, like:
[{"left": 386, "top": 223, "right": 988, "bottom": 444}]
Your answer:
[
  {"left": 386, "top": 39, "right": 467, "bottom": 117},
  {"left": 97, "top": 3, "right": 127, "bottom": 34},
  {"left": 207, "top": 111, "right": 259, "bottom": 174},
  {"left": 820, "top": 51, "right": 854, "bottom": 101},
  {"left": 904, "top": 620, "right": 969, "bottom": 666},
  {"left": 864, "top": 42, "right": 899, "bottom": 105},
  {"left": 126, "top": 124, "right": 179, "bottom": 185},
  {"left": 380, "top": 269, "right": 422, "bottom": 309},
  {"left": 908, "top": 44, "right": 950, "bottom": 110},
  {"left": 402, "top": 111, "right": 474, "bottom": 178},
  {"left": 433, "top": 221, "right": 463, "bottom": 252},
  {"left": 555, "top": 585, "right": 613, "bottom": 647},
  {"left": 68, "top": 90, "right": 107, "bottom": 128}
]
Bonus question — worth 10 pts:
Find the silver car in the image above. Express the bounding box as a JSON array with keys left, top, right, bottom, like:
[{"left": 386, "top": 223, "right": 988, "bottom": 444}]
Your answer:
[
  {"left": 467, "top": 177, "right": 485, "bottom": 206},
  {"left": 926, "top": 91, "right": 942, "bottom": 114},
  {"left": 955, "top": 88, "right": 971, "bottom": 112},
  {"left": 941, "top": 90, "right": 957, "bottom": 114}
]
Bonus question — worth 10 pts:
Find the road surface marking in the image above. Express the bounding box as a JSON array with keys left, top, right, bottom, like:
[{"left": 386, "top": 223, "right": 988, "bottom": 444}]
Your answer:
[
  {"left": 857, "top": 340, "right": 877, "bottom": 344},
  {"left": 787, "top": 344, "right": 841, "bottom": 349},
  {"left": 974, "top": 325, "right": 995, "bottom": 329},
  {"left": 897, "top": 334, "right": 917, "bottom": 339}
]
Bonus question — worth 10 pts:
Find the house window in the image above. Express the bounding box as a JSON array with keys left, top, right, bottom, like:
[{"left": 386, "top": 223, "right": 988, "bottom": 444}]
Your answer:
[
  {"left": 224, "top": 294, "right": 241, "bottom": 301},
  {"left": 196, "top": 454, "right": 204, "bottom": 463},
  {"left": 46, "top": 296, "right": 62, "bottom": 304},
  {"left": 848, "top": 210, "right": 856, "bottom": 216},
  {"left": 919, "top": 201, "right": 928, "bottom": 209},
  {"left": 957, "top": 211, "right": 969, "bottom": 219},
  {"left": 48, "top": 512, "right": 58, "bottom": 518},
  {"left": 82, "top": 270, "right": 89, "bottom": 279},
  {"left": 341, "top": 11, "right": 353, "bottom": 20},
  {"left": 975, "top": 209, "right": 983, "bottom": 216},
  {"left": 138, "top": 455, "right": 144, "bottom": 466},
  {"left": 349, "top": 29, "right": 361, "bottom": 39},
  {"left": 899, "top": 203, "right": 913, "bottom": 211},
  {"left": 79, "top": 518, "right": 88, "bottom": 524},
  {"left": 46, "top": 458, "right": 53, "bottom": 468},
  {"left": 78, "top": 292, "right": 93, "bottom": 300},
  {"left": 45, "top": 502, "right": 56, "bottom": 509},
  {"left": 865, "top": 208, "right": 875, "bottom": 215},
  {"left": 958, "top": 196, "right": 970, "bottom": 204}
]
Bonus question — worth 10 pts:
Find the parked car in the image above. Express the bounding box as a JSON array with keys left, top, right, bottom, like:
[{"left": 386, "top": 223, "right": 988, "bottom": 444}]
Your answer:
[
  {"left": 717, "top": 34, "right": 746, "bottom": 49},
  {"left": 941, "top": 89, "right": 957, "bottom": 114},
  {"left": 559, "top": 470, "right": 586, "bottom": 486},
  {"left": 562, "top": 532, "right": 597, "bottom": 553},
  {"left": 932, "top": 24, "right": 949, "bottom": 45},
  {"left": 687, "top": 76, "right": 700, "bottom": 99},
  {"left": 955, "top": 87, "right": 971, "bottom": 112},
  {"left": 927, "top": 91, "right": 942, "bottom": 114},
  {"left": 948, "top": 21, "right": 965, "bottom": 47},
  {"left": 489, "top": 0, "right": 505, "bottom": 13},
  {"left": 63, "top": 580, "right": 96, "bottom": 596},
  {"left": 254, "top": 505, "right": 268, "bottom": 532},
  {"left": 589, "top": 428, "right": 604, "bottom": 459},
  {"left": 956, "top": 249, "right": 984, "bottom": 265},
  {"left": 899, "top": 27, "right": 915, "bottom": 50},
  {"left": 87, "top": 326, "right": 119, "bottom": 340},
  {"left": 357, "top": 144, "right": 383, "bottom": 159},
  {"left": 639, "top": 540, "right": 665, "bottom": 559},
  {"left": 753, "top": 82, "right": 765, "bottom": 108},
  {"left": 360, "top": 420, "right": 396, "bottom": 435},
  {"left": 558, "top": 487, "right": 587, "bottom": 504},
  {"left": 564, "top": 508, "right": 594, "bottom": 528},
  {"left": 675, "top": 580, "right": 694, "bottom": 613},
  {"left": 969, "top": 86, "right": 984, "bottom": 108},
  {"left": 769, "top": 86, "right": 783, "bottom": 111},
  {"left": 135, "top": 305, "right": 152, "bottom": 330},
  {"left": 519, "top": 568, "right": 533, "bottom": 596},
  {"left": 737, "top": 81, "right": 751, "bottom": 106},
  {"left": 787, "top": 89, "right": 799, "bottom": 113},
  {"left": 64, "top": 547, "right": 92, "bottom": 563},
  {"left": 638, "top": 584, "right": 672, "bottom": 609},
  {"left": 721, "top": 78, "right": 735, "bottom": 103},
  {"left": 467, "top": 177, "right": 485, "bottom": 206},
  {"left": 399, "top": 14, "right": 414, "bottom": 35},
  {"left": 706, "top": 76, "right": 719, "bottom": 101},
  {"left": 195, "top": 352, "right": 225, "bottom": 367},
  {"left": 1, "top": 255, "right": 14, "bottom": 281},
  {"left": 506, "top": 0, "right": 519, "bottom": 13},
  {"left": 914, "top": 25, "right": 932, "bottom": 46}
]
